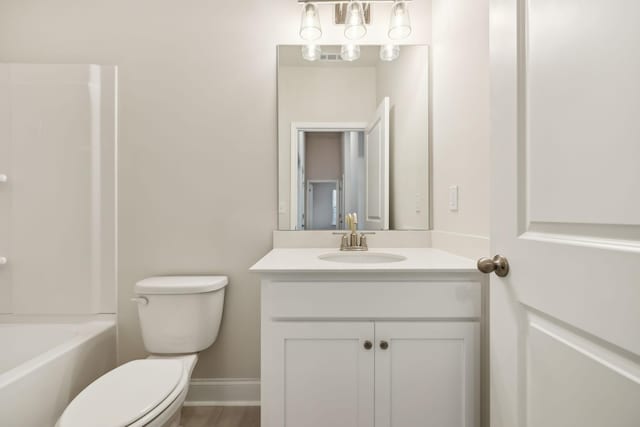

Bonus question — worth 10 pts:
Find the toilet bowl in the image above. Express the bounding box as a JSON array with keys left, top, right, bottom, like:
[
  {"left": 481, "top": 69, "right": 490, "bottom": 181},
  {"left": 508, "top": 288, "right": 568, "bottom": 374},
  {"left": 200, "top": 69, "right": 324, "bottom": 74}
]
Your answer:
[{"left": 56, "top": 276, "right": 228, "bottom": 427}]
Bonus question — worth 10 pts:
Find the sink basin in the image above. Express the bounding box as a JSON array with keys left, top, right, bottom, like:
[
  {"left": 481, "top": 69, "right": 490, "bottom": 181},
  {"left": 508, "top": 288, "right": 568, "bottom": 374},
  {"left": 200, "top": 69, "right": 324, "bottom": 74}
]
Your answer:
[{"left": 318, "top": 252, "right": 407, "bottom": 264}]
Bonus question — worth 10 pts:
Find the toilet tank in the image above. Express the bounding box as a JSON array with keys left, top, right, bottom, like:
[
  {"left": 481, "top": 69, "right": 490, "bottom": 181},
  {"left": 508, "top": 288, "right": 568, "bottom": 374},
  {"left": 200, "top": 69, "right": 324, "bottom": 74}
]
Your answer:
[{"left": 134, "top": 276, "right": 228, "bottom": 354}]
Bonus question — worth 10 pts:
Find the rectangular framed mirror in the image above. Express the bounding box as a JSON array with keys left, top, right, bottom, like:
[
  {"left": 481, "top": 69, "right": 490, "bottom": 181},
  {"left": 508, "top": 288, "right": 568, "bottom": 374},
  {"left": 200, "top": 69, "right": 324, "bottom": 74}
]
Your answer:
[{"left": 278, "top": 44, "right": 429, "bottom": 231}]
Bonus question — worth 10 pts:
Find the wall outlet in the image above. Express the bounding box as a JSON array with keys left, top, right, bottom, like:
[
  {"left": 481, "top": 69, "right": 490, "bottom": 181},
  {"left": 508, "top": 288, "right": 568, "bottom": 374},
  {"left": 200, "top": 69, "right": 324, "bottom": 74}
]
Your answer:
[{"left": 448, "top": 185, "right": 459, "bottom": 211}]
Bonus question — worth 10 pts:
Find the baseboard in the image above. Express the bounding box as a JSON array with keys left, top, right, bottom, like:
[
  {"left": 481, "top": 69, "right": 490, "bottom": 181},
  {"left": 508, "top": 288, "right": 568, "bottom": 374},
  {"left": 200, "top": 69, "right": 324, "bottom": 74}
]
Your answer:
[
  {"left": 184, "top": 378, "right": 260, "bottom": 407},
  {"left": 430, "top": 230, "right": 490, "bottom": 260}
]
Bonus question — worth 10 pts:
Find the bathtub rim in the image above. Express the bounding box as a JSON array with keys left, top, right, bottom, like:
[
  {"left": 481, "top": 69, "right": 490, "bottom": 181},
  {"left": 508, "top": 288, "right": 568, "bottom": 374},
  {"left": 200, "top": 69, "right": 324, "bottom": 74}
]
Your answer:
[{"left": 0, "top": 315, "right": 116, "bottom": 389}]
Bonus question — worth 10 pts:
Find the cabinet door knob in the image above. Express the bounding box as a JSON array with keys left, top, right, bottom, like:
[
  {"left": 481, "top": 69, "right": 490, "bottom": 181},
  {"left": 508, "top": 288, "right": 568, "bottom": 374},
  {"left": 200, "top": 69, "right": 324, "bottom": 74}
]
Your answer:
[
  {"left": 379, "top": 340, "right": 389, "bottom": 350},
  {"left": 363, "top": 340, "right": 373, "bottom": 350}
]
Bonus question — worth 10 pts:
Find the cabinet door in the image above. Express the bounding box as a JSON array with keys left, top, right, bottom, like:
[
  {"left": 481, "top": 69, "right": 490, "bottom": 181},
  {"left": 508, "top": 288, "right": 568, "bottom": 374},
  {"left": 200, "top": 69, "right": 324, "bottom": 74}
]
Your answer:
[
  {"left": 375, "top": 322, "right": 480, "bottom": 427},
  {"left": 267, "top": 321, "right": 375, "bottom": 427}
]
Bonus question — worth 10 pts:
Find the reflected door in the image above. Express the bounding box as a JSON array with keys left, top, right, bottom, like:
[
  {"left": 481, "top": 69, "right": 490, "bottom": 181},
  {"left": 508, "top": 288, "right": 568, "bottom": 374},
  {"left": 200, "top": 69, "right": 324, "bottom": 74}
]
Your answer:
[
  {"left": 306, "top": 180, "right": 339, "bottom": 230},
  {"left": 364, "top": 97, "right": 390, "bottom": 230}
]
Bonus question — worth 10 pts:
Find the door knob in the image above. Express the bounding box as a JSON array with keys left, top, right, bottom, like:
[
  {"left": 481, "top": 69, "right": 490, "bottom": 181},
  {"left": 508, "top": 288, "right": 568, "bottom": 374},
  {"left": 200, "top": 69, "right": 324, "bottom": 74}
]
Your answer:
[
  {"left": 363, "top": 340, "right": 373, "bottom": 350},
  {"left": 379, "top": 340, "right": 389, "bottom": 350},
  {"left": 477, "top": 255, "right": 510, "bottom": 277}
]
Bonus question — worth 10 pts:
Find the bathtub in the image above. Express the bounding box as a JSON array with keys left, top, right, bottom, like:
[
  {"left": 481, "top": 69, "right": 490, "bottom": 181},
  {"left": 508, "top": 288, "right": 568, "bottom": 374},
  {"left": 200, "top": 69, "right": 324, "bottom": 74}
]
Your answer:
[{"left": 0, "top": 319, "right": 116, "bottom": 427}]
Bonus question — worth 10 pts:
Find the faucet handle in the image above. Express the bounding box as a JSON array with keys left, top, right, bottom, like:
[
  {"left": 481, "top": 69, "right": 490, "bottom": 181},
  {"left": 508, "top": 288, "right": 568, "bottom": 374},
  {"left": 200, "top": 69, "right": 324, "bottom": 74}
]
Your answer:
[{"left": 341, "top": 234, "right": 349, "bottom": 250}]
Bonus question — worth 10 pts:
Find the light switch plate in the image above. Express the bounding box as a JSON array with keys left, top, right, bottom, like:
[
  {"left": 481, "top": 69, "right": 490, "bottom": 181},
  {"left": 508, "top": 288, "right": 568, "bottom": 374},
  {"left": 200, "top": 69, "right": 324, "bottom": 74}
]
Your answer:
[{"left": 448, "top": 185, "right": 459, "bottom": 211}]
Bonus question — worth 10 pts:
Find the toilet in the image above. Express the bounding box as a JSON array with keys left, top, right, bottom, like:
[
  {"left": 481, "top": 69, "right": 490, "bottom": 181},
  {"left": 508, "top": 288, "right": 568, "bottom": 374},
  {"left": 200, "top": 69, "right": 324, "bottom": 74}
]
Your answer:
[{"left": 56, "top": 276, "right": 228, "bottom": 427}]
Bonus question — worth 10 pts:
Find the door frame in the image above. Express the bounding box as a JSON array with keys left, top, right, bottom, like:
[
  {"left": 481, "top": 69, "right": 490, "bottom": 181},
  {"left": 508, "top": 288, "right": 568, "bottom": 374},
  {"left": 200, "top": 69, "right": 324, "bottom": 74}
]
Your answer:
[{"left": 290, "top": 122, "right": 367, "bottom": 230}]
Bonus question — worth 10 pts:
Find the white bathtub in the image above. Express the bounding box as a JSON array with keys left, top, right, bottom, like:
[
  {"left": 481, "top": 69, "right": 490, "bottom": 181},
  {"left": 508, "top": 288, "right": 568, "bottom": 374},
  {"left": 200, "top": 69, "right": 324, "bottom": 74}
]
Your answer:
[{"left": 0, "top": 319, "right": 116, "bottom": 427}]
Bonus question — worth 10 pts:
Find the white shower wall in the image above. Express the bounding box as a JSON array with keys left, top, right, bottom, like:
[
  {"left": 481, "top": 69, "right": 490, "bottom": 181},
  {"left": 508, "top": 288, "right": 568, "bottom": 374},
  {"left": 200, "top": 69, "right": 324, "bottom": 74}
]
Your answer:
[{"left": 0, "top": 64, "right": 117, "bottom": 314}]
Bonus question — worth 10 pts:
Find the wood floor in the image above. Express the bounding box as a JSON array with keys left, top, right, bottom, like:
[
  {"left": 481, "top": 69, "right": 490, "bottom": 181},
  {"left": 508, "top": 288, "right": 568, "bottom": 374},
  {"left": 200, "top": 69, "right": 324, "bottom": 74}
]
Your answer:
[{"left": 181, "top": 406, "right": 260, "bottom": 427}]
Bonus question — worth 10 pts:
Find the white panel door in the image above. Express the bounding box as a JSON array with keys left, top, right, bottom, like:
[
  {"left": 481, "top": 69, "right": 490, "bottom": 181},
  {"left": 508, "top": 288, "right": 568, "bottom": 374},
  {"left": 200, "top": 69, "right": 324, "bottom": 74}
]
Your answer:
[
  {"left": 490, "top": 1, "right": 640, "bottom": 426},
  {"left": 364, "top": 97, "right": 390, "bottom": 230},
  {"left": 268, "top": 321, "right": 374, "bottom": 427},
  {"left": 375, "top": 322, "right": 480, "bottom": 427}
]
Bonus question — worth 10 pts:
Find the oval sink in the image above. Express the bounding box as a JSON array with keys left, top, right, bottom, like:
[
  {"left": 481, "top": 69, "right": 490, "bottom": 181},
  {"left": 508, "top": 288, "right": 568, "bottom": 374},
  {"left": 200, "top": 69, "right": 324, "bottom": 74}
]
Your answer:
[{"left": 318, "top": 252, "right": 407, "bottom": 264}]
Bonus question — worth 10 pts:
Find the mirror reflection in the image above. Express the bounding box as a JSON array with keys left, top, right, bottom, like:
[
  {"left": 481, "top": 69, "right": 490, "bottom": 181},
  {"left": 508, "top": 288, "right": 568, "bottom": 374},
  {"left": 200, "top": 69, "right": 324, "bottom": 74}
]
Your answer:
[{"left": 278, "top": 45, "right": 429, "bottom": 231}]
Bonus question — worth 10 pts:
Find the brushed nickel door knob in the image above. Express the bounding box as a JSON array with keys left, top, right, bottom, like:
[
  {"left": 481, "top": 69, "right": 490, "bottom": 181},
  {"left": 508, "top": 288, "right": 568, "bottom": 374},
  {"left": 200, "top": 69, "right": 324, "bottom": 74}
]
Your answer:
[{"left": 477, "top": 255, "right": 510, "bottom": 277}]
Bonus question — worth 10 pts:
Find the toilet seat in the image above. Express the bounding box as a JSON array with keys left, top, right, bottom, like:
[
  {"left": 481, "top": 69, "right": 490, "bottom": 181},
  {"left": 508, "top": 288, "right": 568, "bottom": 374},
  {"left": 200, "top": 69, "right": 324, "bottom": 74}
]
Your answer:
[{"left": 57, "top": 359, "right": 188, "bottom": 427}]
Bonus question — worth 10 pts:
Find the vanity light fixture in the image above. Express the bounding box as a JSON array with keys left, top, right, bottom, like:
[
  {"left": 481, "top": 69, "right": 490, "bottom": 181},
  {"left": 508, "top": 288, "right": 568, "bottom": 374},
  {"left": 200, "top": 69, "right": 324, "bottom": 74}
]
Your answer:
[
  {"left": 302, "top": 44, "right": 322, "bottom": 61},
  {"left": 344, "top": 1, "right": 367, "bottom": 40},
  {"left": 380, "top": 44, "right": 400, "bottom": 61},
  {"left": 300, "top": 3, "right": 322, "bottom": 41},
  {"left": 341, "top": 44, "right": 361, "bottom": 61},
  {"left": 297, "top": 1, "right": 413, "bottom": 62},
  {"left": 388, "top": 0, "right": 411, "bottom": 40}
]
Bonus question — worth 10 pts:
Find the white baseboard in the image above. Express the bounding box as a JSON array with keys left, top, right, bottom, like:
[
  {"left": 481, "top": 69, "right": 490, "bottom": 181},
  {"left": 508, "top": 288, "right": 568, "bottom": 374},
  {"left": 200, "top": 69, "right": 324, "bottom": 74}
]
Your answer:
[{"left": 184, "top": 378, "right": 260, "bottom": 407}]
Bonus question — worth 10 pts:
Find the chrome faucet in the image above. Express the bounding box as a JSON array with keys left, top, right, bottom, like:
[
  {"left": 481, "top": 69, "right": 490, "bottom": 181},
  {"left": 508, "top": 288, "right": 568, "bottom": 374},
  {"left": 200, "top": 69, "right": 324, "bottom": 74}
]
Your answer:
[{"left": 335, "top": 213, "right": 373, "bottom": 251}]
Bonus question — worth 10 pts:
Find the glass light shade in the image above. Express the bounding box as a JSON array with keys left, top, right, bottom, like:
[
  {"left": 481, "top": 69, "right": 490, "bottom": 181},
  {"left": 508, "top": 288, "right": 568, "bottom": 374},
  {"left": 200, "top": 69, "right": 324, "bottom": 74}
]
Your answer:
[
  {"left": 380, "top": 44, "right": 400, "bottom": 61},
  {"left": 388, "top": 1, "right": 412, "bottom": 40},
  {"left": 300, "top": 3, "right": 322, "bottom": 41},
  {"left": 341, "top": 44, "right": 361, "bottom": 62},
  {"left": 301, "top": 44, "right": 322, "bottom": 61},
  {"left": 344, "top": 2, "right": 367, "bottom": 40}
]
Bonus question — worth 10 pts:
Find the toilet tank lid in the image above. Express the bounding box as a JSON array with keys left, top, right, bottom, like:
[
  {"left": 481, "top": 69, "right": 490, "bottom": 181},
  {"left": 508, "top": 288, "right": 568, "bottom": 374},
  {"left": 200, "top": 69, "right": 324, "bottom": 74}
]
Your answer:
[{"left": 135, "top": 276, "right": 228, "bottom": 295}]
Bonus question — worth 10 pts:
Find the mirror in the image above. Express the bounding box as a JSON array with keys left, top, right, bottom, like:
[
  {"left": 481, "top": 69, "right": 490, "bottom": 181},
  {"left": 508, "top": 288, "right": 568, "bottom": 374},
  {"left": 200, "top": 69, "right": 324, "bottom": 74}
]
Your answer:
[{"left": 278, "top": 45, "right": 429, "bottom": 231}]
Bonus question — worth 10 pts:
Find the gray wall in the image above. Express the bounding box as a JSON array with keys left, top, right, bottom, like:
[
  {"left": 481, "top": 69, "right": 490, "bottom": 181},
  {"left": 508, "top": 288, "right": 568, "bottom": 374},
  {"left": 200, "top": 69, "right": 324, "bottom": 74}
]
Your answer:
[{"left": 0, "top": 0, "right": 432, "bottom": 380}]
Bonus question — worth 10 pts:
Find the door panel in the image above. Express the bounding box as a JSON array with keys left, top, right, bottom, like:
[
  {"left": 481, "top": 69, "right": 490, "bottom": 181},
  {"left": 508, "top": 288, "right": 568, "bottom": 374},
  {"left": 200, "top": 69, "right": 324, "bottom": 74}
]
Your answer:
[
  {"left": 527, "top": 314, "right": 640, "bottom": 426},
  {"left": 269, "top": 322, "right": 374, "bottom": 427},
  {"left": 375, "top": 322, "right": 480, "bottom": 427},
  {"left": 526, "top": 0, "right": 640, "bottom": 226},
  {"left": 364, "top": 97, "right": 389, "bottom": 230},
  {"left": 490, "top": 0, "right": 640, "bottom": 426}
]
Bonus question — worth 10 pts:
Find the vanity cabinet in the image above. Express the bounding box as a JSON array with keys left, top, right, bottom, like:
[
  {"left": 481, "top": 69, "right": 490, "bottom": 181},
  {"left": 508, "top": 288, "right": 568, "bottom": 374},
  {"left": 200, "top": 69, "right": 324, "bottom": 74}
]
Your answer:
[
  {"left": 267, "top": 320, "right": 478, "bottom": 427},
  {"left": 258, "top": 273, "right": 482, "bottom": 427}
]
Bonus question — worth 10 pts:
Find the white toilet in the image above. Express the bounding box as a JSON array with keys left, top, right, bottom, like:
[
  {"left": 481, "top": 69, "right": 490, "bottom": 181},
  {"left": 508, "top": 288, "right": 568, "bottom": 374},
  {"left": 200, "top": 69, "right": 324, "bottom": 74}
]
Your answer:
[{"left": 56, "top": 276, "right": 228, "bottom": 427}]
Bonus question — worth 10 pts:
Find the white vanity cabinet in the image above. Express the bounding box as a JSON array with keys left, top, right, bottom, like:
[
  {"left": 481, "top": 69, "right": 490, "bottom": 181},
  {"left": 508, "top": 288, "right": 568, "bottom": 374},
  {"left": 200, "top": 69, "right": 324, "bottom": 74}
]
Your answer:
[{"left": 252, "top": 249, "right": 483, "bottom": 427}]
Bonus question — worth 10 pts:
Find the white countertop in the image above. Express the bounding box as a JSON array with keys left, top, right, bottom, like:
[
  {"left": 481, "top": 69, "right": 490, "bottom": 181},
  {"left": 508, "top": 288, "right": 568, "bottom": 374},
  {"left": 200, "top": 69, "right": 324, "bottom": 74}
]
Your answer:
[{"left": 250, "top": 248, "right": 478, "bottom": 273}]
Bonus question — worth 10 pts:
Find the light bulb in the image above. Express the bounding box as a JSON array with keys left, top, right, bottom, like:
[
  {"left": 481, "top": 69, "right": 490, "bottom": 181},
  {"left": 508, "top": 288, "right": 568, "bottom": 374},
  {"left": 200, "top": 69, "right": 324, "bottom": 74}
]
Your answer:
[
  {"left": 380, "top": 44, "right": 400, "bottom": 61},
  {"left": 300, "top": 3, "right": 322, "bottom": 41},
  {"left": 388, "top": 1, "right": 411, "bottom": 40},
  {"left": 344, "top": 2, "right": 367, "bottom": 40},
  {"left": 302, "top": 44, "right": 321, "bottom": 61},
  {"left": 341, "top": 44, "right": 360, "bottom": 62}
]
